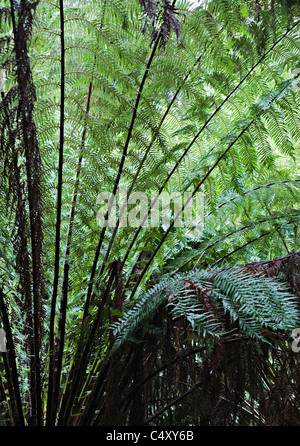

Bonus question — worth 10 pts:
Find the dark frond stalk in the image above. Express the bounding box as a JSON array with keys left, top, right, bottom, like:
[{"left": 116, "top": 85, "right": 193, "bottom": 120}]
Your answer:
[
  {"left": 145, "top": 378, "right": 203, "bottom": 424},
  {"left": 54, "top": 5, "right": 107, "bottom": 422},
  {"left": 99, "top": 43, "right": 212, "bottom": 278},
  {"left": 0, "top": 354, "right": 13, "bottom": 426},
  {"left": 205, "top": 180, "right": 300, "bottom": 219},
  {"left": 127, "top": 120, "right": 255, "bottom": 300},
  {"left": 46, "top": 0, "right": 65, "bottom": 426},
  {"left": 82, "top": 33, "right": 161, "bottom": 319},
  {"left": 58, "top": 270, "right": 115, "bottom": 425},
  {"left": 53, "top": 2, "right": 109, "bottom": 423},
  {"left": 10, "top": 0, "right": 44, "bottom": 425},
  {"left": 179, "top": 213, "right": 300, "bottom": 274},
  {"left": 0, "top": 288, "right": 24, "bottom": 426},
  {"left": 128, "top": 63, "right": 297, "bottom": 296},
  {"left": 124, "top": 335, "right": 249, "bottom": 407},
  {"left": 265, "top": 205, "right": 290, "bottom": 254},
  {"left": 211, "top": 232, "right": 271, "bottom": 266},
  {"left": 247, "top": 250, "right": 300, "bottom": 269},
  {"left": 121, "top": 19, "right": 300, "bottom": 269},
  {"left": 48, "top": 80, "right": 94, "bottom": 426},
  {"left": 79, "top": 359, "right": 111, "bottom": 426},
  {"left": 81, "top": 343, "right": 143, "bottom": 426},
  {"left": 80, "top": 273, "right": 129, "bottom": 426}
]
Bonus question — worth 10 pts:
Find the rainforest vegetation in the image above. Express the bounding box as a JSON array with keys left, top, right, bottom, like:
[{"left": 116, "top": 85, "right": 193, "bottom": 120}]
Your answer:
[{"left": 0, "top": 0, "right": 300, "bottom": 427}]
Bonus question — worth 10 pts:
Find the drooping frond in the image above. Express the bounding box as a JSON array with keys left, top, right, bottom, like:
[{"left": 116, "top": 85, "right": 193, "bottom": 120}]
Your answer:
[{"left": 111, "top": 265, "right": 299, "bottom": 352}]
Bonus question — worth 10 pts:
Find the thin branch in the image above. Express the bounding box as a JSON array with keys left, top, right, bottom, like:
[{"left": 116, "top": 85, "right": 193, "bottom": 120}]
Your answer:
[{"left": 46, "top": 0, "right": 65, "bottom": 426}]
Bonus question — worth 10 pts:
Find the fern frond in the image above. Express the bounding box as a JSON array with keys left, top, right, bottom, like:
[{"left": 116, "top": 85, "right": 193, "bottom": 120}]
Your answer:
[{"left": 111, "top": 266, "right": 299, "bottom": 353}]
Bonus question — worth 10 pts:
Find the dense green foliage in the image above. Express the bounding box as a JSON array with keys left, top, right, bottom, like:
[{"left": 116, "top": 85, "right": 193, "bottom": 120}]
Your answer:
[{"left": 0, "top": 0, "right": 299, "bottom": 426}]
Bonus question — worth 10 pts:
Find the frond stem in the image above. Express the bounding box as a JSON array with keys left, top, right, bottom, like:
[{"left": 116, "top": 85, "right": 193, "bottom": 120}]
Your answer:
[
  {"left": 121, "top": 19, "right": 300, "bottom": 270},
  {"left": 46, "top": 0, "right": 65, "bottom": 426},
  {"left": 83, "top": 33, "right": 161, "bottom": 319}
]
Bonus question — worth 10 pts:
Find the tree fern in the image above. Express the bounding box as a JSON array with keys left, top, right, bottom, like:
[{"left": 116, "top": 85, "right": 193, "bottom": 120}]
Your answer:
[{"left": 0, "top": 0, "right": 299, "bottom": 426}]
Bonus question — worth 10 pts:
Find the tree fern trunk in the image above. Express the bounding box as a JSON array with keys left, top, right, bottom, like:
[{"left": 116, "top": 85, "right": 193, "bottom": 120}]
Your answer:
[{"left": 10, "top": 0, "right": 44, "bottom": 425}]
